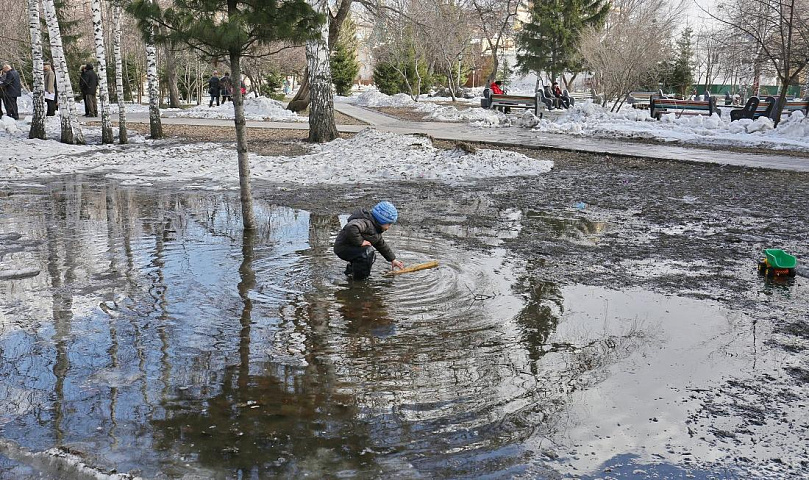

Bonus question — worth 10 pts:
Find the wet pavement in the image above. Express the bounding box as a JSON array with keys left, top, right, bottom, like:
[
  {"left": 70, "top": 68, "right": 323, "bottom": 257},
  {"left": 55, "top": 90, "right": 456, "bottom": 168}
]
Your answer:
[{"left": 1, "top": 149, "right": 808, "bottom": 479}]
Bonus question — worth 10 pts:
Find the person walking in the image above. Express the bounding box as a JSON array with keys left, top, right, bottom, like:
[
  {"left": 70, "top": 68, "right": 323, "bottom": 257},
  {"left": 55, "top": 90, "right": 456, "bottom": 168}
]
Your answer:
[
  {"left": 44, "top": 63, "right": 58, "bottom": 116},
  {"left": 78, "top": 65, "right": 88, "bottom": 116},
  {"left": 334, "top": 201, "right": 405, "bottom": 280},
  {"left": 0, "top": 64, "right": 21, "bottom": 120},
  {"left": 208, "top": 71, "right": 220, "bottom": 107},
  {"left": 220, "top": 72, "right": 233, "bottom": 103},
  {"left": 80, "top": 63, "right": 99, "bottom": 117},
  {"left": 0, "top": 67, "right": 5, "bottom": 118}
]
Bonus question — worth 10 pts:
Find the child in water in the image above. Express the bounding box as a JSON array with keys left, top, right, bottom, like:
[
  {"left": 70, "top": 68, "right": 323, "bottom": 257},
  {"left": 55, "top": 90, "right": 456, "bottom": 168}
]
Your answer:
[{"left": 334, "top": 201, "right": 405, "bottom": 279}]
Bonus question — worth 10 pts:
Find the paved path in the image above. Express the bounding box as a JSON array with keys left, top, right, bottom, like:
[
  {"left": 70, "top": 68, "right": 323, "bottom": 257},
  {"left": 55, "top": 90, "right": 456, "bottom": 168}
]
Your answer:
[{"left": 120, "top": 104, "right": 809, "bottom": 173}]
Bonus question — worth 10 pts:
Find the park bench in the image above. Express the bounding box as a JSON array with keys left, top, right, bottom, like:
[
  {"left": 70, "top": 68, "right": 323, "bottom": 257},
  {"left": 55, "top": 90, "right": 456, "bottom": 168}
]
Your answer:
[
  {"left": 649, "top": 97, "right": 717, "bottom": 120},
  {"left": 780, "top": 98, "right": 809, "bottom": 119},
  {"left": 481, "top": 88, "right": 546, "bottom": 117},
  {"left": 627, "top": 90, "right": 663, "bottom": 109},
  {"left": 730, "top": 96, "right": 775, "bottom": 121},
  {"left": 570, "top": 90, "right": 595, "bottom": 103}
]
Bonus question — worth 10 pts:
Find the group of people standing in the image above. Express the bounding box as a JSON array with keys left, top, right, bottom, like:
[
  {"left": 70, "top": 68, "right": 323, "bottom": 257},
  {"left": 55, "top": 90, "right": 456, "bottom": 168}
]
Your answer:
[
  {"left": 79, "top": 63, "right": 99, "bottom": 117},
  {"left": 208, "top": 71, "right": 242, "bottom": 107},
  {"left": 0, "top": 64, "right": 22, "bottom": 120}
]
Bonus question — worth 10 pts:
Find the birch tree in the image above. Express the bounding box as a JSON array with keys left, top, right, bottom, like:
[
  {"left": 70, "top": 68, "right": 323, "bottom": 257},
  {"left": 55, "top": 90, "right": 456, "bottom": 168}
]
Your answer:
[
  {"left": 42, "top": 0, "right": 85, "bottom": 144},
  {"left": 28, "top": 0, "right": 46, "bottom": 140},
  {"left": 113, "top": 1, "right": 128, "bottom": 144},
  {"left": 286, "top": 0, "right": 353, "bottom": 113},
  {"left": 145, "top": 0, "right": 163, "bottom": 139},
  {"left": 307, "top": 0, "right": 338, "bottom": 142},
  {"left": 91, "top": 0, "right": 113, "bottom": 143}
]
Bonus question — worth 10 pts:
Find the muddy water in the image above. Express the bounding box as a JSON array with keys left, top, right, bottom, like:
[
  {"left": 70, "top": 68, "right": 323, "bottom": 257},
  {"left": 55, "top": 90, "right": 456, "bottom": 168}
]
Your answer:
[{"left": 0, "top": 178, "right": 805, "bottom": 479}]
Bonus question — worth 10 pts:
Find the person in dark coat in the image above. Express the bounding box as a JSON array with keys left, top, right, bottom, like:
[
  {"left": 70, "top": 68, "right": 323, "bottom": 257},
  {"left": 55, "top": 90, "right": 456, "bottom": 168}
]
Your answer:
[
  {"left": 219, "top": 72, "right": 233, "bottom": 103},
  {"left": 0, "top": 64, "right": 21, "bottom": 120},
  {"left": 334, "top": 201, "right": 404, "bottom": 279},
  {"left": 0, "top": 69, "right": 4, "bottom": 118},
  {"left": 208, "top": 71, "right": 220, "bottom": 107},
  {"left": 80, "top": 63, "right": 99, "bottom": 117},
  {"left": 78, "top": 65, "right": 88, "bottom": 115}
]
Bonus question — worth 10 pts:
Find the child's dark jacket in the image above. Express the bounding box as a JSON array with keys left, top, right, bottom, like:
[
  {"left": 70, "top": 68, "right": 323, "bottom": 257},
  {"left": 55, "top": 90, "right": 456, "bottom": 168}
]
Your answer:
[{"left": 334, "top": 209, "right": 396, "bottom": 262}]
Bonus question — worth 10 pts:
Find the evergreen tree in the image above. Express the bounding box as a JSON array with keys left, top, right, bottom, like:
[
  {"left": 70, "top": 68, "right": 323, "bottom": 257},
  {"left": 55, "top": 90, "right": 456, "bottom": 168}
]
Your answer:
[
  {"left": 127, "top": 0, "right": 322, "bottom": 231},
  {"left": 516, "top": 0, "right": 609, "bottom": 82},
  {"left": 670, "top": 27, "right": 694, "bottom": 97},
  {"left": 373, "top": 62, "right": 401, "bottom": 95},
  {"left": 331, "top": 16, "right": 360, "bottom": 96}
]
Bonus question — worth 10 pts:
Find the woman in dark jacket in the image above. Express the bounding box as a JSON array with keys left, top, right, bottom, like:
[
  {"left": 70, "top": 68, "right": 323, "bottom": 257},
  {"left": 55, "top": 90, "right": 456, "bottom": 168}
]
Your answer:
[
  {"left": 334, "top": 201, "right": 404, "bottom": 279},
  {"left": 208, "top": 72, "right": 220, "bottom": 107}
]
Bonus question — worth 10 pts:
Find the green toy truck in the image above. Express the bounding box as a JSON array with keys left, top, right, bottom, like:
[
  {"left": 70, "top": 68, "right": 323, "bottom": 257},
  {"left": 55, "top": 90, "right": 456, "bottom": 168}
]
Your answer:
[{"left": 757, "top": 249, "right": 797, "bottom": 278}]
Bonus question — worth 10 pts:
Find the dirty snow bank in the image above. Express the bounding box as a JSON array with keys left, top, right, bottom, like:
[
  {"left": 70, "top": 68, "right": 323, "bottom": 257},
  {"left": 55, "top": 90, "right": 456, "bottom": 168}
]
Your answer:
[
  {"left": 164, "top": 96, "right": 306, "bottom": 122},
  {"left": 521, "top": 101, "right": 809, "bottom": 151},
  {"left": 0, "top": 125, "right": 552, "bottom": 188}
]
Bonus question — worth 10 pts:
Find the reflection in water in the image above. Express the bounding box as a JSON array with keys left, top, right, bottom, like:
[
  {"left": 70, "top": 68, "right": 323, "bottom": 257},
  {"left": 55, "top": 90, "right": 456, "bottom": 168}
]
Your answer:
[
  {"left": 0, "top": 179, "right": 661, "bottom": 478},
  {"left": 525, "top": 209, "right": 609, "bottom": 244},
  {"left": 335, "top": 283, "right": 394, "bottom": 337}
]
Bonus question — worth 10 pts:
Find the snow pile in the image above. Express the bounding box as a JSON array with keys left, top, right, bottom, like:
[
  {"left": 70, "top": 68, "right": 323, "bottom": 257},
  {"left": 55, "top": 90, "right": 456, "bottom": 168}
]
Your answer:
[
  {"left": 0, "top": 127, "right": 553, "bottom": 188},
  {"left": 167, "top": 96, "right": 305, "bottom": 122},
  {"left": 354, "top": 90, "right": 418, "bottom": 107},
  {"left": 1, "top": 116, "right": 21, "bottom": 134},
  {"left": 252, "top": 129, "right": 553, "bottom": 185},
  {"left": 419, "top": 103, "right": 504, "bottom": 123},
  {"left": 522, "top": 101, "right": 809, "bottom": 151},
  {"left": 107, "top": 102, "right": 151, "bottom": 114},
  {"left": 17, "top": 93, "right": 34, "bottom": 113}
]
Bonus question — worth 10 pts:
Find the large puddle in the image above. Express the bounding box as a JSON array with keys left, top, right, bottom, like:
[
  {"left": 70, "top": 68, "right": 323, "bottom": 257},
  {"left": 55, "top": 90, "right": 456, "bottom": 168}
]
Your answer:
[{"left": 0, "top": 179, "right": 804, "bottom": 479}]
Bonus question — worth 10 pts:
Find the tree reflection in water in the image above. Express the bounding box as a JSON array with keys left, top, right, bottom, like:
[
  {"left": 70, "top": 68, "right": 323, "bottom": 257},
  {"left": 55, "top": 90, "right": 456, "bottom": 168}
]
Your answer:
[{"left": 0, "top": 180, "right": 655, "bottom": 478}]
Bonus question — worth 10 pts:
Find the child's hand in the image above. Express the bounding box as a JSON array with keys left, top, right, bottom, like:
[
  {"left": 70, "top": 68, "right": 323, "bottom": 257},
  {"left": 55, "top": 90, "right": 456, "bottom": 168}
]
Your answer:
[
  {"left": 391, "top": 260, "right": 404, "bottom": 270},
  {"left": 361, "top": 240, "right": 371, "bottom": 247}
]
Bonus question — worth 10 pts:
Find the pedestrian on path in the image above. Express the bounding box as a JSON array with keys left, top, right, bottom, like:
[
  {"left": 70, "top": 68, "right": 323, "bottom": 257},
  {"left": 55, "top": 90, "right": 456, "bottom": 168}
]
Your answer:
[
  {"left": 220, "top": 72, "right": 233, "bottom": 103},
  {"left": 334, "top": 201, "right": 404, "bottom": 279},
  {"left": 0, "top": 64, "right": 21, "bottom": 120},
  {"left": 208, "top": 71, "right": 220, "bottom": 107},
  {"left": 80, "top": 63, "right": 99, "bottom": 117}
]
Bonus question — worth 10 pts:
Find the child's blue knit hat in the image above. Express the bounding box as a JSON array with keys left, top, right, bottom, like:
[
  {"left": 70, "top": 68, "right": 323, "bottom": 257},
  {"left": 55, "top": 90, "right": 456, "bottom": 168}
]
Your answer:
[{"left": 371, "top": 201, "right": 398, "bottom": 225}]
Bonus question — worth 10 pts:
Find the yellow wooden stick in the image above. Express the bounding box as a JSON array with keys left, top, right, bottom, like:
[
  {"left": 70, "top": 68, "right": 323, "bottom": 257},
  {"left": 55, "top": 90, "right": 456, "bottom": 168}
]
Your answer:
[{"left": 383, "top": 260, "right": 439, "bottom": 276}]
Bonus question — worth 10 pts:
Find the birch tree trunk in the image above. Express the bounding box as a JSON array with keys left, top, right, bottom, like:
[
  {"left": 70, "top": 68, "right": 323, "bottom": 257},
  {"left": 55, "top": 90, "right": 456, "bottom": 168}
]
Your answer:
[
  {"left": 229, "top": 50, "right": 256, "bottom": 231},
  {"left": 28, "top": 0, "right": 46, "bottom": 140},
  {"left": 306, "top": 0, "right": 337, "bottom": 143},
  {"left": 145, "top": 0, "right": 163, "bottom": 139},
  {"left": 91, "top": 0, "right": 113, "bottom": 143},
  {"left": 42, "top": 0, "right": 84, "bottom": 144},
  {"left": 113, "top": 2, "right": 127, "bottom": 144}
]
